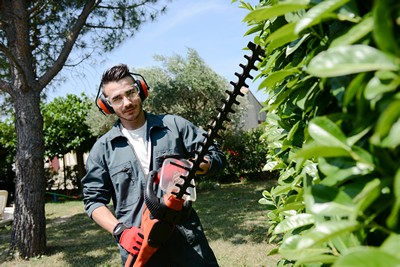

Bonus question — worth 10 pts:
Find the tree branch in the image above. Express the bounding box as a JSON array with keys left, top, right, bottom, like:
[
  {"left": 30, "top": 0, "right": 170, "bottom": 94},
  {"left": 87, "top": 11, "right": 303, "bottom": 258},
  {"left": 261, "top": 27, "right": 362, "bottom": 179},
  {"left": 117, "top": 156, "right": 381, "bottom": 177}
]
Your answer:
[
  {"left": 0, "top": 0, "right": 33, "bottom": 93},
  {"left": 38, "top": 0, "right": 99, "bottom": 89},
  {"left": 97, "top": 0, "right": 150, "bottom": 10},
  {"left": 84, "top": 24, "right": 120, "bottom": 30},
  {"left": 28, "top": 0, "right": 50, "bottom": 19},
  {"left": 0, "top": 80, "right": 13, "bottom": 95},
  {"left": 0, "top": 44, "right": 14, "bottom": 95}
]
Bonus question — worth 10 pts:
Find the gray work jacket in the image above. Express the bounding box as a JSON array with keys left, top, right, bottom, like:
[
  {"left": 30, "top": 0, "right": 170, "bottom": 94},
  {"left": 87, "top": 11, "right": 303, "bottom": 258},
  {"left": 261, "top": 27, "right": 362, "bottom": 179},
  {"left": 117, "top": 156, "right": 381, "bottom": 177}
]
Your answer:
[{"left": 82, "top": 112, "right": 225, "bottom": 227}]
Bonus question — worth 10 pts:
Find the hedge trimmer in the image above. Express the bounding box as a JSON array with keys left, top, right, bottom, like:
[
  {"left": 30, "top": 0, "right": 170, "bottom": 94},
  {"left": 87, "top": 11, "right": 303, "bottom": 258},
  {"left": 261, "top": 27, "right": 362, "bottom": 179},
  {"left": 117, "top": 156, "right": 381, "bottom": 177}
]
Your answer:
[{"left": 126, "top": 42, "right": 264, "bottom": 267}]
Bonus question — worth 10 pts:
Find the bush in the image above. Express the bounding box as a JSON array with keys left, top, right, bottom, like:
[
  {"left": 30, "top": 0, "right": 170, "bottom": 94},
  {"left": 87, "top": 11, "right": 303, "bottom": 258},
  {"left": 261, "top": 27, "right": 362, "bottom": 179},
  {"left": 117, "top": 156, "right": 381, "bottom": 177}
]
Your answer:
[
  {"left": 216, "top": 127, "right": 271, "bottom": 183},
  {"left": 241, "top": 0, "right": 400, "bottom": 266}
]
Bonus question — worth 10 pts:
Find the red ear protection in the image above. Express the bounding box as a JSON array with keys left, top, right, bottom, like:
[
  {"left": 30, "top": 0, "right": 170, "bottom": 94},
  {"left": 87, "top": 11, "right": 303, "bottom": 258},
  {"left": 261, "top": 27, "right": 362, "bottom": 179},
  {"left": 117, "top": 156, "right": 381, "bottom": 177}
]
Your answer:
[
  {"left": 95, "top": 72, "right": 150, "bottom": 115},
  {"left": 136, "top": 78, "right": 149, "bottom": 101},
  {"left": 97, "top": 94, "right": 114, "bottom": 115}
]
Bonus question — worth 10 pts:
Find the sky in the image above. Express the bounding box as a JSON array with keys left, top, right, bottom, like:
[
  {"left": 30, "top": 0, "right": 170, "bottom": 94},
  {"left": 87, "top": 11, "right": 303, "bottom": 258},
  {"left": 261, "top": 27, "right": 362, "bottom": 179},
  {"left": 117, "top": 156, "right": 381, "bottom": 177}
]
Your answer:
[{"left": 51, "top": 0, "right": 266, "bottom": 102}]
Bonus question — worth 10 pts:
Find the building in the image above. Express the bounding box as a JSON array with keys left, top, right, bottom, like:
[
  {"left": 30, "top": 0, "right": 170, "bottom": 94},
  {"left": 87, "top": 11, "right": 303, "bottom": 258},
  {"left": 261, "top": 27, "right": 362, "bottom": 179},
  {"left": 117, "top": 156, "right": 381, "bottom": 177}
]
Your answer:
[{"left": 241, "top": 87, "right": 266, "bottom": 130}]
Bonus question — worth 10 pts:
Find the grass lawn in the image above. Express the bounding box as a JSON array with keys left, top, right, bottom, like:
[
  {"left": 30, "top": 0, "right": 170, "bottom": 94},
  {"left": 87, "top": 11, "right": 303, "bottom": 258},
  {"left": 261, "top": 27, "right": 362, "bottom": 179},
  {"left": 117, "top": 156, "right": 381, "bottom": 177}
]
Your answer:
[{"left": 0, "top": 180, "right": 280, "bottom": 266}]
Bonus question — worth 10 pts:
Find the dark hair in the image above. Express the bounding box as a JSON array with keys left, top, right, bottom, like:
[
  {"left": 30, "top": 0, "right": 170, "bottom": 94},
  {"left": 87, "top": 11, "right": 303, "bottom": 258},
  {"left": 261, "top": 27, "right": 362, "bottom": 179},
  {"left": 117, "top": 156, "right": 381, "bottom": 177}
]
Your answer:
[{"left": 100, "top": 64, "right": 132, "bottom": 89}]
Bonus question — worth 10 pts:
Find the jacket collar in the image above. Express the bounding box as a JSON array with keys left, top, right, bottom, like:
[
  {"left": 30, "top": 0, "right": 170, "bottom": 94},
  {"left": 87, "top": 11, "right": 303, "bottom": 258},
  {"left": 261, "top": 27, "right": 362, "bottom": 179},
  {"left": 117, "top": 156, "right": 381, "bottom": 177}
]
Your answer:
[{"left": 106, "top": 112, "right": 166, "bottom": 142}]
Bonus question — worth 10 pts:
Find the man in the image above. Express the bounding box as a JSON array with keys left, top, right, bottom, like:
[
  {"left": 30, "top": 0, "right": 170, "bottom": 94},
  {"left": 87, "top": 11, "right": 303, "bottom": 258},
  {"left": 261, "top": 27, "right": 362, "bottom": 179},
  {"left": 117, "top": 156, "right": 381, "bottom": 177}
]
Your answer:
[{"left": 82, "top": 64, "right": 225, "bottom": 266}]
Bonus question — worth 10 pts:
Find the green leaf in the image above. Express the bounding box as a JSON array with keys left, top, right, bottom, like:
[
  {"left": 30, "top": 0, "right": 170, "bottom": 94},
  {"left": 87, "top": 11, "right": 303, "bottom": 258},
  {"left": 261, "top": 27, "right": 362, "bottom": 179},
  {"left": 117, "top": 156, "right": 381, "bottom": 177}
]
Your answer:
[
  {"left": 333, "top": 247, "right": 400, "bottom": 267},
  {"left": 353, "top": 178, "right": 380, "bottom": 213},
  {"left": 279, "top": 235, "right": 332, "bottom": 260},
  {"left": 244, "top": 1, "right": 310, "bottom": 22},
  {"left": 274, "top": 213, "right": 315, "bottom": 234},
  {"left": 308, "top": 117, "right": 349, "bottom": 149},
  {"left": 244, "top": 24, "right": 264, "bottom": 36},
  {"left": 266, "top": 22, "right": 295, "bottom": 44},
  {"left": 308, "top": 187, "right": 356, "bottom": 217},
  {"left": 271, "top": 184, "right": 293, "bottom": 196},
  {"left": 261, "top": 190, "right": 271, "bottom": 198},
  {"left": 382, "top": 120, "right": 400, "bottom": 148},
  {"left": 258, "top": 198, "right": 274, "bottom": 205},
  {"left": 263, "top": 161, "right": 286, "bottom": 171},
  {"left": 372, "top": 0, "right": 399, "bottom": 54},
  {"left": 297, "top": 220, "right": 358, "bottom": 249},
  {"left": 286, "top": 33, "right": 310, "bottom": 56},
  {"left": 267, "top": 24, "right": 298, "bottom": 53},
  {"left": 331, "top": 233, "right": 361, "bottom": 254},
  {"left": 319, "top": 164, "right": 367, "bottom": 187},
  {"left": 330, "top": 15, "right": 373, "bottom": 48},
  {"left": 380, "top": 234, "right": 400, "bottom": 258},
  {"left": 364, "top": 74, "right": 399, "bottom": 101},
  {"left": 371, "top": 100, "right": 400, "bottom": 148},
  {"left": 279, "top": 167, "right": 297, "bottom": 181},
  {"left": 349, "top": 146, "right": 374, "bottom": 166},
  {"left": 294, "top": 144, "right": 351, "bottom": 160},
  {"left": 295, "top": 0, "right": 351, "bottom": 34},
  {"left": 347, "top": 126, "right": 371, "bottom": 147},
  {"left": 258, "top": 198, "right": 276, "bottom": 210},
  {"left": 386, "top": 170, "right": 400, "bottom": 229},
  {"left": 276, "top": 202, "right": 305, "bottom": 213},
  {"left": 268, "top": 247, "right": 279, "bottom": 256},
  {"left": 259, "top": 68, "right": 299, "bottom": 89},
  {"left": 307, "top": 45, "right": 399, "bottom": 77},
  {"left": 286, "top": 121, "right": 300, "bottom": 141},
  {"left": 294, "top": 254, "right": 337, "bottom": 266}
]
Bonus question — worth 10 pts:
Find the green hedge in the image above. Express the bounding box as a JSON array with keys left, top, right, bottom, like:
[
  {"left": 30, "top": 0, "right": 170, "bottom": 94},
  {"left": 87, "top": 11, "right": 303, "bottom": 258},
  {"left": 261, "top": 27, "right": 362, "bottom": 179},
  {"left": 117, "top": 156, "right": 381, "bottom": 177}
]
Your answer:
[{"left": 240, "top": 0, "right": 400, "bottom": 266}]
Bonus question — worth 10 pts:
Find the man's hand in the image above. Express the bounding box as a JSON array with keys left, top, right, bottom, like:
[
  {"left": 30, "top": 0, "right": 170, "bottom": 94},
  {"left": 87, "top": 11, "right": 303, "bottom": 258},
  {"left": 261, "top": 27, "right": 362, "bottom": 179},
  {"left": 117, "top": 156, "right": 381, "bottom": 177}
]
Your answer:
[
  {"left": 118, "top": 226, "right": 144, "bottom": 255},
  {"left": 196, "top": 157, "right": 211, "bottom": 175}
]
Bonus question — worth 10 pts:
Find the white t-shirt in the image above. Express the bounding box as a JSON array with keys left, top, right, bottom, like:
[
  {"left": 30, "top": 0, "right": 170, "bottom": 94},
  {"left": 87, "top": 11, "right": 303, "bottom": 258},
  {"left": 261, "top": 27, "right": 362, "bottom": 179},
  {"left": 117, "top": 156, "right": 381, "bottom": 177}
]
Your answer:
[{"left": 121, "top": 121, "right": 150, "bottom": 175}]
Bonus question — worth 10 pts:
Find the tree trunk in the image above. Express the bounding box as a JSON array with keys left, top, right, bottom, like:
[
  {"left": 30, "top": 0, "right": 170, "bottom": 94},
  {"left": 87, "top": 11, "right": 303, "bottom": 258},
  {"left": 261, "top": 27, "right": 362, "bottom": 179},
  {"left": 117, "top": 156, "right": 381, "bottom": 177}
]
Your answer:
[
  {"left": 75, "top": 150, "right": 85, "bottom": 194},
  {"left": 12, "top": 89, "right": 46, "bottom": 258},
  {"left": 63, "top": 155, "right": 67, "bottom": 190}
]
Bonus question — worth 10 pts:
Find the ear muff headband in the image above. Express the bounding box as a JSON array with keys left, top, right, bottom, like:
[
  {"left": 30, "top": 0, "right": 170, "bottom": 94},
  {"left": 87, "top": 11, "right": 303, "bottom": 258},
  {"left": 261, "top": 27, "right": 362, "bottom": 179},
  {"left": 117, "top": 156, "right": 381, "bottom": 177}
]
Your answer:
[{"left": 95, "top": 72, "right": 150, "bottom": 115}]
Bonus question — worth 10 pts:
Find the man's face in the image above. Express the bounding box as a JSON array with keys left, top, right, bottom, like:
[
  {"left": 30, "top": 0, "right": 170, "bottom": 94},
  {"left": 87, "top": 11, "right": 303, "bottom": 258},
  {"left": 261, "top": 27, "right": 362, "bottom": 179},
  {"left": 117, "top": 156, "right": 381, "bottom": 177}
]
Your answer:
[{"left": 103, "top": 76, "right": 144, "bottom": 127}]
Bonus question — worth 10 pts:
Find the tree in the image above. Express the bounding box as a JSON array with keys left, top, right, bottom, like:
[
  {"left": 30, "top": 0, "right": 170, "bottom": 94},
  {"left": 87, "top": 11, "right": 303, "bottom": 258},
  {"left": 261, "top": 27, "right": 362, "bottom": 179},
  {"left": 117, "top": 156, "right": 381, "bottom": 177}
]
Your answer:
[
  {"left": 42, "top": 93, "right": 96, "bottom": 192},
  {"left": 0, "top": 0, "right": 168, "bottom": 258},
  {"left": 241, "top": 0, "right": 400, "bottom": 265},
  {"left": 138, "top": 48, "right": 247, "bottom": 129}
]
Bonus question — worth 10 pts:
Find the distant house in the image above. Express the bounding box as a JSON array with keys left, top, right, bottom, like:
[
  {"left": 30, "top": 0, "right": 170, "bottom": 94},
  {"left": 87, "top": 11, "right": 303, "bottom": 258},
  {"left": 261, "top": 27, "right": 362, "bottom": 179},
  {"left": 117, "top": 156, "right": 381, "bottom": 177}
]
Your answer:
[{"left": 240, "top": 87, "right": 266, "bottom": 130}]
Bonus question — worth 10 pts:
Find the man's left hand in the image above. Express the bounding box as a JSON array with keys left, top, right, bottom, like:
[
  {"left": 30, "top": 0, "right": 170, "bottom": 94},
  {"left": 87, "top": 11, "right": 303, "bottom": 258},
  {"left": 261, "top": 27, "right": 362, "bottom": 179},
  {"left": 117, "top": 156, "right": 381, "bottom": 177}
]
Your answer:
[{"left": 196, "top": 157, "right": 211, "bottom": 175}]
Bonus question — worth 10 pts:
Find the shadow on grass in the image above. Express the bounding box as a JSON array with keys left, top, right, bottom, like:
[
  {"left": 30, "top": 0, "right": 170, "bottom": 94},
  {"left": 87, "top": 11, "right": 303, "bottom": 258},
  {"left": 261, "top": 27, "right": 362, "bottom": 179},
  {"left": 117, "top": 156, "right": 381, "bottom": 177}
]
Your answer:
[
  {"left": 0, "top": 204, "right": 121, "bottom": 266},
  {"left": 45, "top": 212, "right": 120, "bottom": 266},
  {"left": 194, "top": 180, "right": 276, "bottom": 245}
]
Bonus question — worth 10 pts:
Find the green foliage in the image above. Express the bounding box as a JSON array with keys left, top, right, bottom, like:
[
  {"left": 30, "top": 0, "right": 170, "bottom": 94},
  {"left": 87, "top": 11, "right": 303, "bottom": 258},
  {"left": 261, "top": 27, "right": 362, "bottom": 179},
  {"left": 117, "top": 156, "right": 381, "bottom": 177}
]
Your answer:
[
  {"left": 220, "top": 127, "right": 270, "bottom": 182},
  {"left": 42, "top": 93, "right": 95, "bottom": 157},
  {"left": 241, "top": 0, "right": 400, "bottom": 265},
  {"left": 0, "top": 118, "right": 16, "bottom": 184},
  {"left": 0, "top": 118, "right": 16, "bottom": 161},
  {"left": 85, "top": 100, "right": 117, "bottom": 137},
  {"left": 139, "top": 48, "right": 246, "bottom": 129}
]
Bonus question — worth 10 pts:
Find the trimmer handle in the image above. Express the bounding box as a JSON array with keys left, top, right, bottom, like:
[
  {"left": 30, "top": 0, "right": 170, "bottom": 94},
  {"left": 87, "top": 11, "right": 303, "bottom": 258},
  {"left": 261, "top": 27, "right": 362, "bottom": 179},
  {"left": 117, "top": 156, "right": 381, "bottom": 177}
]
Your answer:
[{"left": 144, "top": 170, "right": 192, "bottom": 224}]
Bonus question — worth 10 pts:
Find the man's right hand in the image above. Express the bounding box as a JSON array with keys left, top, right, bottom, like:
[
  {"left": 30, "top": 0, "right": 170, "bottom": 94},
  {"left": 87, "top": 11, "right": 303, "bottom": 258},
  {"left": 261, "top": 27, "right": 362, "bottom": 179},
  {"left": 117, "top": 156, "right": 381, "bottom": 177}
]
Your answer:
[{"left": 118, "top": 226, "right": 144, "bottom": 255}]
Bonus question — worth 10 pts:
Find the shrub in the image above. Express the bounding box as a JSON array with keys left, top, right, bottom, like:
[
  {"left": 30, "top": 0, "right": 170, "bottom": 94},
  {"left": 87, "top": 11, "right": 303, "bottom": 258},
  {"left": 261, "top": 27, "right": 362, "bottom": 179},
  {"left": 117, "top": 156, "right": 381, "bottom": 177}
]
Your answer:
[
  {"left": 240, "top": 0, "right": 400, "bottom": 266},
  {"left": 216, "top": 127, "right": 271, "bottom": 183}
]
